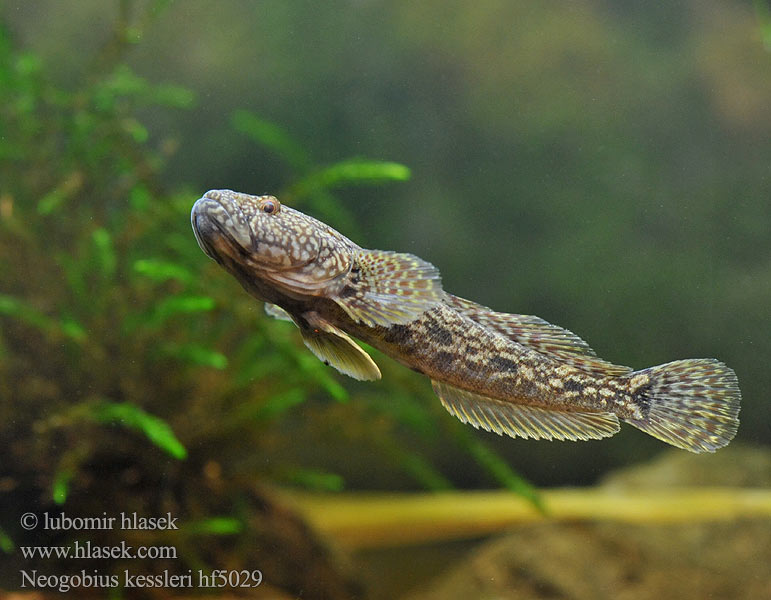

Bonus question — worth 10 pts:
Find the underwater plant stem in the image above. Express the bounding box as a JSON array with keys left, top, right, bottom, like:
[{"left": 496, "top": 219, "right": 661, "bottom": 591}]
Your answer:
[{"left": 283, "top": 487, "right": 771, "bottom": 549}]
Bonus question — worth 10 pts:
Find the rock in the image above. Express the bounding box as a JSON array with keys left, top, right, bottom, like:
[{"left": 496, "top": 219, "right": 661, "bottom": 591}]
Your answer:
[{"left": 404, "top": 446, "right": 771, "bottom": 600}]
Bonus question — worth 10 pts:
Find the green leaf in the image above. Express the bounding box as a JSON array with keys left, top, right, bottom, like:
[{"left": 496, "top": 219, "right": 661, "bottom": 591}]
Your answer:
[
  {"left": 37, "top": 189, "right": 65, "bottom": 215},
  {"left": 253, "top": 388, "right": 306, "bottom": 421},
  {"left": 291, "top": 159, "right": 411, "bottom": 198},
  {"left": 145, "top": 294, "right": 216, "bottom": 328},
  {"left": 756, "top": 0, "right": 771, "bottom": 51},
  {"left": 133, "top": 258, "right": 195, "bottom": 284},
  {"left": 381, "top": 439, "right": 453, "bottom": 491},
  {"left": 0, "top": 294, "right": 88, "bottom": 342},
  {"left": 103, "top": 64, "right": 148, "bottom": 97},
  {"left": 457, "top": 431, "right": 543, "bottom": 511},
  {"left": 184, "top": 517, "right": 242, "bottom": 536},
  {"left": 122, "top": 117, "right": 149, "bottom": 143},
  {"left": 91, "top": 228, "right": 117, "bottom": 278},
  {"left": 0, "top": 293, "right": 54, "bottom": 332},
  {"left": 283, "top": 467, "right": 345, "bottom": 492},
  {"left": 0, "top": 528, "right": 15, "bottom": 554},
  {"left": 231, "top": 110, "right": 311, "bottom": 171},
  {"left": 369, "top": 391, "right": 438, "bottom": 437},
  {"left": 90, "top": 401, "right": 187, "bottom": 459},
  {"left": 15, "top": 52, "right": 42, "bottom": 76},
  {"left": 159, "top": 343, "right": 228, "bottom": 369},
  {"left": 59, "top": 316, "right": 87, "bottom": 342},
  {"left": 152, "top": 83, "right": 196, "bottom": 108},
  {"left": 295, "top": 353, "right": 348, "bottom": 402},
  {"left": 52, "top": 469, "right": 74, "bottom": 505},
  {"left": 57, "top": 252, "right": 88, "bottom": 301},
  {"left": 130, "top": 184, "right": 151, "bottom": 212}
]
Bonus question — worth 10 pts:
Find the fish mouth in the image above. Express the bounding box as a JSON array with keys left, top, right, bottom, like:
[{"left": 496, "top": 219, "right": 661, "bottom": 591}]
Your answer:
[{"left": 191, "top": 190, "right": 253, "bottom": 261}]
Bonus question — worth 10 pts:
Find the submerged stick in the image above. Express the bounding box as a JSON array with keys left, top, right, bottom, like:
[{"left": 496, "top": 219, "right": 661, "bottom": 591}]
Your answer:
[{"left": 282, "top": 487, "right": 771, "bottom": 549}]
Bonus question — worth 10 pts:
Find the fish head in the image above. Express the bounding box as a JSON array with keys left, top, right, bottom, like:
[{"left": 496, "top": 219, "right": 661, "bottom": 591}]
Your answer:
[{"left": 191, "top": 189, "right": 354, "bottom": 296}]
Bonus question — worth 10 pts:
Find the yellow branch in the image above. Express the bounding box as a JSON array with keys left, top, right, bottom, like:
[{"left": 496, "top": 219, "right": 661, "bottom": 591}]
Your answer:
[{"left": 280, "top": 487, "right": 771, "bottom": 550}]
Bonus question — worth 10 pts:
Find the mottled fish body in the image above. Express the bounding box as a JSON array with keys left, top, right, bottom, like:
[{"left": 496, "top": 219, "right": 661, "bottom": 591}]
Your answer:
[{"left": 192, "top": 189, "right": 740, "bottom": 453}]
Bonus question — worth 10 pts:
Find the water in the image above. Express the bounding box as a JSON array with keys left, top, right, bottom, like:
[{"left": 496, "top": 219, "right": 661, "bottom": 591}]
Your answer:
[{"left": 1, "top": 2, "right": 768, "bottom": 597}]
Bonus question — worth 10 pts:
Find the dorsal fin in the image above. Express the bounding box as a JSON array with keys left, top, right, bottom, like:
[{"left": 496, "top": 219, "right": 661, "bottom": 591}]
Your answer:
[
  {"left": 432, "top": 380, "right": 620, "bottom": 441},
  {"left": 448, "top": 295, "right": 631, "bottom": 376},
  {"left": 333, "top": 250, "right": 444, "bottom": 327}
]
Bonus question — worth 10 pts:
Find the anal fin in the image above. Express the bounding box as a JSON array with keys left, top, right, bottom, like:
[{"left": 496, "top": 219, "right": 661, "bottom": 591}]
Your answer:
[{"left": 432, "top": 380, "right": 619, "bottom": 441}]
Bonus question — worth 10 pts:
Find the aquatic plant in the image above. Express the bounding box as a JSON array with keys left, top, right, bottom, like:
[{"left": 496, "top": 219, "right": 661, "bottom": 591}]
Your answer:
[{"left": 0, "top": 3, "right": 535, "bottom": 592}]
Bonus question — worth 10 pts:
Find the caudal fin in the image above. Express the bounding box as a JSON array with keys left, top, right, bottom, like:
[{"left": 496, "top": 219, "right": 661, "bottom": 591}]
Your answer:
[{"left": 625, "top": 359, "right": 740, "bottom": 453}]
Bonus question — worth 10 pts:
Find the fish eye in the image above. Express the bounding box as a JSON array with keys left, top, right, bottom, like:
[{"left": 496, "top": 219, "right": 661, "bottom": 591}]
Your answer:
[{"left": 259, "top": 197, "right": 280, "bottom": 215}]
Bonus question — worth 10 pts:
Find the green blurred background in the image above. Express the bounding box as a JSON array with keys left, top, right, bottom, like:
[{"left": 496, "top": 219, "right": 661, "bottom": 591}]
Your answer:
[{"left": 1, "top": 0, "right": 769, "bottom": 596}]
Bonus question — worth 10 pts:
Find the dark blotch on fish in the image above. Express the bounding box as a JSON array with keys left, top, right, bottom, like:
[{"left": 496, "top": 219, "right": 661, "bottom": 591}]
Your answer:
[
  {"left": 489, "top": 356, "right": 519, "bottom": 374},
  {"left": 563, "top": 379, "right": 584, "bottom": 393},
  {"left": 383, "top": 324, "right": 413, "bottom": 344},
  {"left": 434, "top": 351, "right": 455, "bottom": 369},
  {"left": 424, "top": 320, "right": 454, "bottom": 346}
]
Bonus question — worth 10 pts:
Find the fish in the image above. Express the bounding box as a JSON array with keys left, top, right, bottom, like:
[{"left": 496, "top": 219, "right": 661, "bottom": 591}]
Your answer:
[{"left": 191, "top": 189, "right": 740, "bottom": 453}]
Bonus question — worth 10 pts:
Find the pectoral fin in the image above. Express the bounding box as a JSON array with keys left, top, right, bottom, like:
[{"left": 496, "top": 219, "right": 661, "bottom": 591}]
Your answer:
[
  {"left": 334, "top": 250, "right": 444, "bottom": 327},
  {"left": 432, "top": 380, "right": 620, "bottom": 441},
  {"left": 300, "top": 315, "right": 381, "bottom": 381},
  {"left": 265, "top": 302, "right": 294, "bottom": 322}
]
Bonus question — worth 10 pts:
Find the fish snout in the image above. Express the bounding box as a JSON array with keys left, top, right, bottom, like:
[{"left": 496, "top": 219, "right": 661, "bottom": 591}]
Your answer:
[{"left": 191, "top": 190, "right": 254, "bottom": 259}]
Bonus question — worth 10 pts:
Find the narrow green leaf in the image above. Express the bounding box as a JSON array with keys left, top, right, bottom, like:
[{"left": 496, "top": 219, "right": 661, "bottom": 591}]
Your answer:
[
  {"left": 0, "top": 294, "right": 86, "bottom": 342},
  {"left": 104, "top": 64, "right": 147, "bottom": 97},
  {"left": 91, "top": 228, "right": 116, "bottom": 278},
  {"left": 90, "top": 401, "right": 187, "bottom": 459},
  {"left": 755, "top": 0, "right": 771, "bottom": 51},
  {"left": 146, "top": 294, "right": 216, "bottom": 328},
  {"left": 373, "top": 427, "right": 453, "bottom": 491},
  {"left": 129, "top": 184, "right": 151, "bottom": 212},
  {"left": 37, "top": 189, "right": 65, "bottom": 215},
  {"left": 133, "top": 258, "right": 195, "bottom": 284},
  {"left": 231, "top": 110, "right": 311, "bottom": 171},
  {"left": 59, "top": 317, "right": 87, "bottom": 342},
  {"left": 0, "top": 293, "right": 53, "bottom": 331},
  {"left": 233, "top": 354, "right": 287, "bottom": 388},
  {"left": 57, "top": 252, "right": 88, "bottom": 301},
  {"left": 184, "top": 517, "right": 242, "bottom": 536},
  {"left": 296, "top": 353, "right": 348, "bottom": 402},
  {"left": 458, "top": 432, "right": 543, "bottom": 511},
  {"left": 291, "top": 159, "right": 411, "bottom": 198},
  {"left": 152, "top": 83, "right": 196, "bottom": 108},
  {"left": 370, "top": 391, "right": 437, "bottom": 437},
  {"left": 254, "top": 388, "right": 306, "bottom": 421},
  {"left": 283, "top": 467, "right": 345, "bottom": 492},
  {"left": 122, "top": 118, "right": 149, "bottom": 143},
  {"left": 0, "top": 528, "right": 15, "bottom": 554},
  {"left": 15, "top": 52, "right": 43, "bottom": 75},
  {"left": 400, "top": 452, "right": 453, "bottom": 491},
  {"left": 159, "top": 343, "right": 228, "bottom": 369},
  {"left": 52, "top": 469, "right": 74, "bottom": 505}
]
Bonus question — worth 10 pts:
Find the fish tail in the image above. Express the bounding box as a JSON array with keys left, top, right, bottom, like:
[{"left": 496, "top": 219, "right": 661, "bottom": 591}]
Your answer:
[{"left": 624, "top": 359, "right": 740, "bottom": 453}]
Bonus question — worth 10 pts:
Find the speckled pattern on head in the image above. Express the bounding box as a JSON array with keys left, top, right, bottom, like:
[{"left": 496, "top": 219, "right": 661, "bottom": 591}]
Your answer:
[
  {"left": 192, "top": 189, "right": 355, "bottom": 295},
  {"left": 192, "top": 189, "right": 741, "bottom": 453}
]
